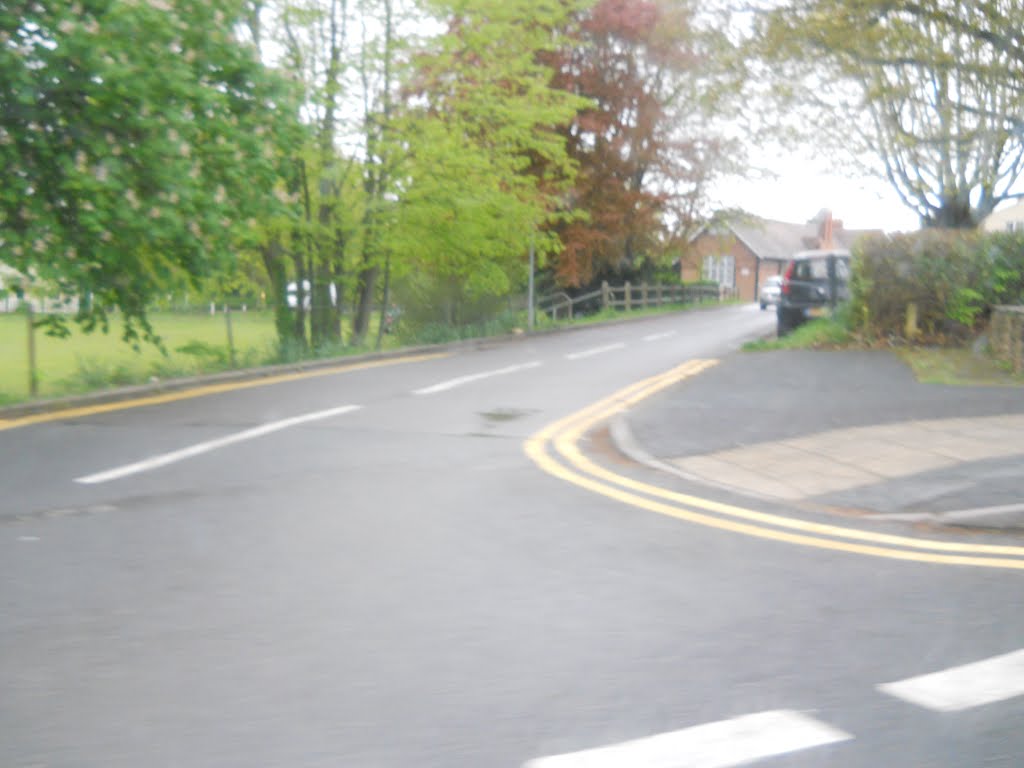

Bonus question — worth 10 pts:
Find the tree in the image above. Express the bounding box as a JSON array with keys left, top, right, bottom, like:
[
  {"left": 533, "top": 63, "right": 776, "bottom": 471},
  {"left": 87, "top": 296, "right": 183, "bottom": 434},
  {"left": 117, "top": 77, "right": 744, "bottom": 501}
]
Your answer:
[
  {"left": 546, "top": 0, "right": 741, "bottom": 288},
  {"left": 754, "top": 0, "right": 1024, "bottom": 228},
  {"left": 1, "top": 0, "right": 302, "bottom": 342},
  {"left": 386, "top": 0, "right": 588, "bottom": 323}
]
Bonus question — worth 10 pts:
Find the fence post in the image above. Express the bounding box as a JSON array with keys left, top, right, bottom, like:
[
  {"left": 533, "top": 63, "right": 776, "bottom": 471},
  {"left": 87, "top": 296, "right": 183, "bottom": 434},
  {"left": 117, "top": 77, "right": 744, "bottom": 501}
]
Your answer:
[
  {"left": 641, "top": 282, "right": 648, "bottom": 308},
  {"left": 625, "top": 281, "right": 632, "bottom": 311},
  {"left": 224, "top": 305, "right": 236, "bottom": 367},
  {"left": 601, "top": 281, "right": 610, "bottom": 310},
  {"left": 25, "top": 300, "right": 38, "bottom": 398}
]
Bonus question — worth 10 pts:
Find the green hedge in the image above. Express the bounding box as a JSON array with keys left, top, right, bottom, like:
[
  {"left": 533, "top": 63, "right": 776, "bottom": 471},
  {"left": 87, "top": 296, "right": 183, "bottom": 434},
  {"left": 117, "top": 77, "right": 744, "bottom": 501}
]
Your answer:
[{"left": 851, "top": 230, "right": 1024, "bottom": 340}]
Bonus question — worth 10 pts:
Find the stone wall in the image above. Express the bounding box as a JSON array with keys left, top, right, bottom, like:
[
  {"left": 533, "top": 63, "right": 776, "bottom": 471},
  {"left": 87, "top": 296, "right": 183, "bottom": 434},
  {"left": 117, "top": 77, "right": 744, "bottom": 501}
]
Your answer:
[{"left": 989, "top": 306, "right": 1024, "bottom": 374}]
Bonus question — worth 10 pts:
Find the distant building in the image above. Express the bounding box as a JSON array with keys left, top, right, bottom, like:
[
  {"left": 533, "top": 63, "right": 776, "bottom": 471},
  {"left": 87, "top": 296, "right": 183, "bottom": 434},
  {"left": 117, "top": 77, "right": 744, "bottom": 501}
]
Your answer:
[
  {"left": 0, "top": 262, "right": 79, "bottom": 314},
  {"left": 980, "top": 200, "right": 1024, "bottom": 233},
  {"left": 682, "top": 210, "right": 882, "bottom": 303}
]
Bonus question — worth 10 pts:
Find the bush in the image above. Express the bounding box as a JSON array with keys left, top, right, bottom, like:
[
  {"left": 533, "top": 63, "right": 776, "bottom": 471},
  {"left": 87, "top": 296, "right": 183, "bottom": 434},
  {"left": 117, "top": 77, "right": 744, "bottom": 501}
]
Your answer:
[{"left": 851, "top": 230, "right": 1024, "bottom": 341}]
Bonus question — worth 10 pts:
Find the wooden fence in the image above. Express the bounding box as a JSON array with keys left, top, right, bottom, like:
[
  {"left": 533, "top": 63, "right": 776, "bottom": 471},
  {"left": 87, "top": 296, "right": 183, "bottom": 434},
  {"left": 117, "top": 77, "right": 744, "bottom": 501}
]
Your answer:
[{"left": 538, "top": 281, "right": 722, "bottom": 321}]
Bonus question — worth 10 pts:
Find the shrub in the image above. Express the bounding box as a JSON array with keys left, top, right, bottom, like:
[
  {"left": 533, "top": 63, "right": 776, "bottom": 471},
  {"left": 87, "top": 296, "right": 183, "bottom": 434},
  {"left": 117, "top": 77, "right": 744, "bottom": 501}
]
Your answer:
[{"left": 851, "top": 229, "right": 1024, "bottom": 341}]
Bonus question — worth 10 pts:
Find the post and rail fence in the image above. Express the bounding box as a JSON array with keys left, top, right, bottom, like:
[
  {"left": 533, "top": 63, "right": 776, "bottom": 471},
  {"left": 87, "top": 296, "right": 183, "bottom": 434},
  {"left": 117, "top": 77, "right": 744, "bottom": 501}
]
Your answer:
[{"left": 537, "top": 280, "right": 723, "bottom": 321}]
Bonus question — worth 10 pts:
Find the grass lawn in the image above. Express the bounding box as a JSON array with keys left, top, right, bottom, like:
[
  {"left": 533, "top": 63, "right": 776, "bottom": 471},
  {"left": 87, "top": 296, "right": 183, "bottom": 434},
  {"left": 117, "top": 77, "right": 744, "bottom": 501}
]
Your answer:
[{"left": 1, "top": 310, "right": 279, "bottom": 404}]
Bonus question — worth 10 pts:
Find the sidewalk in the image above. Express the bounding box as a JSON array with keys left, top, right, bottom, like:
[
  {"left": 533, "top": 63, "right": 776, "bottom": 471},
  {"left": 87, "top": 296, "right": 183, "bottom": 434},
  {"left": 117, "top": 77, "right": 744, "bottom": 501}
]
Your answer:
[{"left": 618, "top": 350, "right": 1024, "bottom": 531}]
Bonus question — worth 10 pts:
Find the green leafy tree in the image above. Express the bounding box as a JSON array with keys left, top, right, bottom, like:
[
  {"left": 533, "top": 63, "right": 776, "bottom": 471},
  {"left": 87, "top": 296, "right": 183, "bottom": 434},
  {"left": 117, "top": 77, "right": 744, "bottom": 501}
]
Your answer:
[
  {"left": 1, "top": 0, "right": 302, "bottom": 343},
  {"left": 389, "top": 0, "right": 589, "bottom": 324}
]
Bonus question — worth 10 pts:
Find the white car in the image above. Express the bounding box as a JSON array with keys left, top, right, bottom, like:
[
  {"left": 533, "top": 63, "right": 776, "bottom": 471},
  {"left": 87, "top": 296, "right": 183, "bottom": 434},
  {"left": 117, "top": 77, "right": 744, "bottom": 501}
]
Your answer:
[{"left": 759, "top": 275, "right": 783, "bottom": 310}]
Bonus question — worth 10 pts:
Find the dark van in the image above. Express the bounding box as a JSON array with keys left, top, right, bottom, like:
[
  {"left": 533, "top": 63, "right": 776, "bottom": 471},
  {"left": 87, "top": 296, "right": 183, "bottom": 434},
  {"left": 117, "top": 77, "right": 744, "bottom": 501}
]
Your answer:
[{"left": 776, "top": 249, "right": 851, "bottom": 336}]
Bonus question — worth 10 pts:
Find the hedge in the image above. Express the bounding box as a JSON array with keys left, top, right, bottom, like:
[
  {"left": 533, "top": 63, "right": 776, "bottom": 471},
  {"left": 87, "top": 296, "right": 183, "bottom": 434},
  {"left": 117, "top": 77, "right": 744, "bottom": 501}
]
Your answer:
[{"left": 851, "top": 229, "right": 1024, "bottom": 340}]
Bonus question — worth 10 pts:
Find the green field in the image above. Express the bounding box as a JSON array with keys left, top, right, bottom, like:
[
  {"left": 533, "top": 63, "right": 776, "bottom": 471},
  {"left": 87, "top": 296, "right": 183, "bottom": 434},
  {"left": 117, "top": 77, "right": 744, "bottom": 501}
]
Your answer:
[{"left": 1, "top": 310, "right": 281, "bottom": 404}]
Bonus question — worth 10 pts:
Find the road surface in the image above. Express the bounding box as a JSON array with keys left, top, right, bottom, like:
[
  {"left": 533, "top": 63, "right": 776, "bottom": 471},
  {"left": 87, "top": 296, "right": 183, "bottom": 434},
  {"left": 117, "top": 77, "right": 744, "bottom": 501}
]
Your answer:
[{"left": 2, "top": 304, "right": 1023, "bottom": 767}]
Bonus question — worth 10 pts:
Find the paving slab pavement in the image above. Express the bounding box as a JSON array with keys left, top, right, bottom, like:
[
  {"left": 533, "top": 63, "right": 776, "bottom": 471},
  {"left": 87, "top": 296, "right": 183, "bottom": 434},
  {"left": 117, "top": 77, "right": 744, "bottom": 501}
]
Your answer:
[{"left": 619, "top": 350, "right": 1024, "bottom": 530}]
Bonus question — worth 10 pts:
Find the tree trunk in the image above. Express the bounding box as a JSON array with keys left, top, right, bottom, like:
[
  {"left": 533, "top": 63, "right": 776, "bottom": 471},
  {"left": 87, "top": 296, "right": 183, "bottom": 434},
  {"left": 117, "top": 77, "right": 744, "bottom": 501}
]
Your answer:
[
  {"left": 926, "top": 198, "right": 976, "bottom": 229},
  {"left": 260, "top": 238, "right": 298, "bottom": 352},
  {"left": 353, "top": 262, "right": 379, "bottom": 345},
  {"left": 374, "top": 253, "right": 391, "bottom": 351}
]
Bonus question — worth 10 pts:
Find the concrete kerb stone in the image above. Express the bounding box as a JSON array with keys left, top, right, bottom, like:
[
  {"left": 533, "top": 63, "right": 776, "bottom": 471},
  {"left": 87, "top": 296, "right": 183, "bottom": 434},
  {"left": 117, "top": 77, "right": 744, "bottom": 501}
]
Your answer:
[{"left": 610, "top": 406, "right": 1024, "bottom": 531}]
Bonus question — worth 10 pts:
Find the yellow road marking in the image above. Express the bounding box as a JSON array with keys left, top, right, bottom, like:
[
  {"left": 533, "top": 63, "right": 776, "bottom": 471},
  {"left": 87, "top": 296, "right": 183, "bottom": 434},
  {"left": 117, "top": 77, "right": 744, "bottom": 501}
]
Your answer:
[
  {"left": 0, "top": 352, "right": 448, "bottom": 432},
  {"left": 525, "top": 360, "right": 1024, "bottom": 570}
]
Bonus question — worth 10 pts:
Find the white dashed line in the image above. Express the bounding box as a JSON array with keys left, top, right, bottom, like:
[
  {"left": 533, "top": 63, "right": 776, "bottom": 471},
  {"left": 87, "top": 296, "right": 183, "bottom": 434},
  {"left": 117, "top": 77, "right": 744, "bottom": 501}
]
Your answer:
[
  {"left": 643, "top": 331, "right": 677, "bottom": 342},
  {"left": 565, "top": 343, "right": 626, "bottom": 360},
  {"left": 74, "top": 404, "right": 362, "bottom": 484},
  {"left": 878, "top": 648, "right": 1024, "bottom": 712},
  {"left": 413, "top": 361, "right": 542, "bottom": 395},
  {"left": 522, "top": 710, "right": 851, "bottom": 768}
]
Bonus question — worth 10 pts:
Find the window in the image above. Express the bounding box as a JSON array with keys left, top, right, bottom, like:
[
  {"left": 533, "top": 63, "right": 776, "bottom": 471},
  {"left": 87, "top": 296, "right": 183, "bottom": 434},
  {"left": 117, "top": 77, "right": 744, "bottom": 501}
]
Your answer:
[{"left": 702, "top": 254, "right": 735, "bottom": 287}]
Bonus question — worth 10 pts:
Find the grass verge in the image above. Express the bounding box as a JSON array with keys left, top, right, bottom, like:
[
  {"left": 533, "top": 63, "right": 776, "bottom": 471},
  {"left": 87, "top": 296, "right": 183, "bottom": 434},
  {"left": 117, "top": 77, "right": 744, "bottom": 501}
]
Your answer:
[
  {"left": 0, "top": 310, "right": 401, "bottom": 404},
  {"left": 0, "top": 298, "right": 733, "bottom": 406},
  {"left": 743, "top": 316, "right": 1023, "bottom": 388},
  {"left": 898, "top": 347, "right": 1024, "bottom": 387},
  {"left": 743, "top": 317, "right": 853, "bottom": 351}
]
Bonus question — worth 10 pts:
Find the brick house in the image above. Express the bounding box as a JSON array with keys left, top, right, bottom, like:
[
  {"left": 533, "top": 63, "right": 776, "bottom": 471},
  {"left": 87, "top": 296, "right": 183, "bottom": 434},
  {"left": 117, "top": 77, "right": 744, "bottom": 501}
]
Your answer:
[{"left": 681, "top": 210, "right": 881, "bottom": 302}]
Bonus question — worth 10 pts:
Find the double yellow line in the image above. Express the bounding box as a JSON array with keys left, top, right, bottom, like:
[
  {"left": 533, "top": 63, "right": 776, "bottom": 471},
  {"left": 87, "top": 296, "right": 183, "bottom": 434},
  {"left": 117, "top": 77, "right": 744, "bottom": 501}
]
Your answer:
[{"left": 525, "top": 359, "right": 1024, "bottom": 570}]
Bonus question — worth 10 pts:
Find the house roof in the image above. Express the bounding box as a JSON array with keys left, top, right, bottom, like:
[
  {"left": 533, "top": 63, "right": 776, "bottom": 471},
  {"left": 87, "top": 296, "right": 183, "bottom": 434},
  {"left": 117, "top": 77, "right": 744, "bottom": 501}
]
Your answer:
[
  {"left": 728, "top": 215, "right": 881, "bottom": 262},
  {"left": 980, "top": 199, "right": 1024, "bottom": 232}
]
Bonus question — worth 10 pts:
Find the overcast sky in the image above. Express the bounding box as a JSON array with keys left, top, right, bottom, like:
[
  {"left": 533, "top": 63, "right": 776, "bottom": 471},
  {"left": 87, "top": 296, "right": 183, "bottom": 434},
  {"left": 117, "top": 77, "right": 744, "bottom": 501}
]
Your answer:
[{"left": 712, "top": 149, "right": 922, "bottom": 234}]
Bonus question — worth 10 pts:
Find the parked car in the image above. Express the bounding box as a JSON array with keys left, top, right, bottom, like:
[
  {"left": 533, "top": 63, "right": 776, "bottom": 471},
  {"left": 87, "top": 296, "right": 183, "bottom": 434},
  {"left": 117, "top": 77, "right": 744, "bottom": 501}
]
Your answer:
[
  {"left": 759, "top": 274, "right": 783, "bottom": 310},
  {"left": 776, "top": 249, "right": 851, "bottom": 336}
]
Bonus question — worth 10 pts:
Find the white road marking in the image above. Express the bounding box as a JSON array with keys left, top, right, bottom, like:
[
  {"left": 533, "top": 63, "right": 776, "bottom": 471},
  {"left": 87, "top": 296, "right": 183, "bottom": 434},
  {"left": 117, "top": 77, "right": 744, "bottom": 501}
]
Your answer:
[
  {"left": 878, "top": 648, "right": 1024, "bottom": 712},
  {"left": 522, "top": 710, "right": 851, "bottom": 768},
  {"left": 413, "top": 361, "right": 542, "bottom": 394},
  {"left": 565, "top": 343, "right": 626, "bottom": 360},
  {"left": 643, "top": 331, "right": 677, "bottom": 342},
  {"left": 74, "top": 405, "right": 362, "bottom": 484}
]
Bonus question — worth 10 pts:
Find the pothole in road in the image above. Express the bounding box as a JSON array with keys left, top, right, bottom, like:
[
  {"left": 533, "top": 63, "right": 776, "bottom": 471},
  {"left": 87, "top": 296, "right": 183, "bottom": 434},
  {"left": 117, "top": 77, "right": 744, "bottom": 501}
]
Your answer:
[{"left": 478, "top": 408, "right": 537, "bottom": 423}]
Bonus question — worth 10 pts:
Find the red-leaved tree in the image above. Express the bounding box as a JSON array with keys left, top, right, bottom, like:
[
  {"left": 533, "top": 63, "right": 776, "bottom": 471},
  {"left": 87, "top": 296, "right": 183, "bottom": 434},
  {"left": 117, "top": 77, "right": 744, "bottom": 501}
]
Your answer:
[{"left": 548, "top": 0, "right": 734, "bottom": 288}]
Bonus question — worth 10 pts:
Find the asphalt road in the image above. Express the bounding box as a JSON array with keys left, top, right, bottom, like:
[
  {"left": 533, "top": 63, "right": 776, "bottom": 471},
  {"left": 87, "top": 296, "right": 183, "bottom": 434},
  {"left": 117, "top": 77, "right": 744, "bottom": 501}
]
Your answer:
[{"left": 2, "top": 304, "right": 1023, "bottom": 767}]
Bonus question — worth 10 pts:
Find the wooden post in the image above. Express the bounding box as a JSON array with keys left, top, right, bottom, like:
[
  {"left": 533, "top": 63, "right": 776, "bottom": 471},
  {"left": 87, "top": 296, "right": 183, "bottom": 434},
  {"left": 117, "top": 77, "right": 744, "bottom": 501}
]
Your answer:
[
  {"left": 625, "top": 281, "right": 632, "bottom": 311},
  {"left": 225, "top": 305, "right": 236, "bottom": 367},
  {"left": 641, "top": 282, "right": 648, "bottom": 308},
  {"left": 1014, "top": 312, "right": 1024, "bottom": 374},
  {"left": 601, "top": 281, "right": 610, "bottom": 311},
  {"left": 25, "top": 301, "right": 38, "bottom": 398},
  {"left": 904, "top": 302, "right": 919, "bottom": 340}
]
